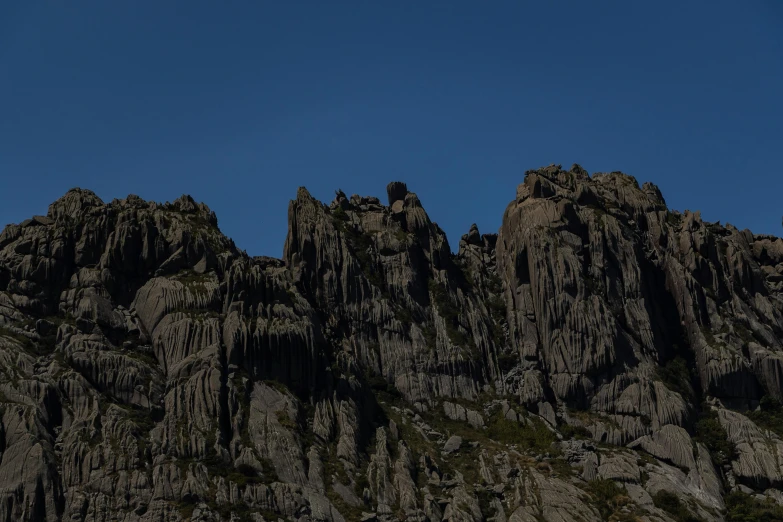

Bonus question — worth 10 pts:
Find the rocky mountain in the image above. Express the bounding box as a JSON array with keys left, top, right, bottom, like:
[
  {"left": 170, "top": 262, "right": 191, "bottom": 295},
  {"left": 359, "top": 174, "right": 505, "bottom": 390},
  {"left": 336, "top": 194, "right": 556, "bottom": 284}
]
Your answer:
[{"left": 1, "top": 165, "right": 782, "bottom": 522}]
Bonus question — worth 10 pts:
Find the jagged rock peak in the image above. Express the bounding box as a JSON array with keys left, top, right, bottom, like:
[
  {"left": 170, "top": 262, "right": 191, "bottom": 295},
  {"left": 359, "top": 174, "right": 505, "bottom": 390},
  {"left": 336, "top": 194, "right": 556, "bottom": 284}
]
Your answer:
[
  {"left": 42, "top": 188, "right": 220, "bottom": 230},
  {"left": 516, "top": 163, "right": 667, "bottom": 215},
  {"left": 570, "top": 163, "right": 590, "bottom": 179},
  {"left": 465, "top": 223, "right": 481, "bottom": 245},
  {"left": 47, "top": 187, "right": 104, "bottom": 221},
  {"left": 2, "top": 167, "right": 783, "bottom": 522},
  {"left": 386, "top": 181, "right": 409, "bottom": 205}
]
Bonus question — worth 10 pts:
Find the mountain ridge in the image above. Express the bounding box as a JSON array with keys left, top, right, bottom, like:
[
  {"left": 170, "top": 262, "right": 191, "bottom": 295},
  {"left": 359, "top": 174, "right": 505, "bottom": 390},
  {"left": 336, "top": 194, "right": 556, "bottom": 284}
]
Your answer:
[{"left": 0, "top": 164, "right": 782, "bottom": 521}]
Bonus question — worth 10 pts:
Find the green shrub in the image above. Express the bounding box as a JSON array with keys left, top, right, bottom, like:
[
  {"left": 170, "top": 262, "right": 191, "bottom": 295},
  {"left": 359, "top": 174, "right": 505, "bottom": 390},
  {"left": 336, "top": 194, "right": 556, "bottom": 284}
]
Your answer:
[
  {"left": 177, "top": 500, "right": 196, "bottom": 519},
  {"left": 487, "top": 295, "right": 506, "bottom": 320},
  {"left": 652, "top": 490, "right": 703, "bottom": 522},
  {"left": 560, "top": 423, "right": 592, "bottom": 440},
  {"left": 454, "top": 259, "right": 475, "bottom": 291},
  {"left": 583, "top": 275, "right": 603, "bottom": 296},
  {"left": 331, "top": 206, "right": 349, "bottom": 222},
  {"left": 584, "top": 479, "right": 628, "bottom": 520},
  {"left": 588, "top": 204, "right": 608, "bottom": 225},
  {"left": 448, "top": 326, "right": 471, "bottom": 351},
  {"left": 486, "top": 273, "right": 503, "bottom": 295},
  {"left": 735, "top": 323, "right": 755, "bottom": 345},
  {"left": 476, "top": 488, "right": 495, "bottom": 517},
  {"left": 429, "top": 279, "right": 458, "bottom": 319},
  {"left": 226, "top": 464, "right": 262, "bottom": 487},
  {"left": 394, "top": 228, "right": 409, "bottom": 242},
  {"left": 725, "top": 490, "right": 783, "bottom": 521},
  {"left": 343, "top": 227, "right": 385, "bottom": 289},
  {"left": 694, "top": 405, "right": 736, "bottom": 465},
  {"left": 496, "top": 351, "right": 517, "bottom": 373},
  {"left": 428, "top": 279, "right": 471, "bottom": 348},
  {"left": 366, "top": 368, "right": 402, "bottom": 400},
  {"left": 394, "top": 307, "right": 412, "bottom": 326},
  {"left": 747, "top": 396, "right": 783, "bottom": 437},
  {"left": 330, "top": 205, "right": 380, "bottom": 288},
  {"left": 259, "top": 457, "right": 280, "bottom": 482},
  {"left": 656, "top": 356, "right": 694, "bottom": 400},
  {"left": 368, "top": 373, "right": 389, "bottom": 391},
  {"left": 422, "top": 324, "right": 437, "bottom": 352}
]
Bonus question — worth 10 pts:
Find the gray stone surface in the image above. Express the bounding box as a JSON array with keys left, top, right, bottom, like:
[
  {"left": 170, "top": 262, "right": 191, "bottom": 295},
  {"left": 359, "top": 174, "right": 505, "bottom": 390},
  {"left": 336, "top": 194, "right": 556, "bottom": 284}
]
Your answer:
[{"left": 1, "top": 166, "right": 783, "bottom": 520}]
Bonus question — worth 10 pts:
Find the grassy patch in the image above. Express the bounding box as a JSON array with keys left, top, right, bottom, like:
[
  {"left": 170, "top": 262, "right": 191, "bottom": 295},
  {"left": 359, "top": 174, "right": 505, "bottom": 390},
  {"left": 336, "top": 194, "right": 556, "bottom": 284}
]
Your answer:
[
  {"left": 170, "top": 307, "right": 222, "bottom": 319},
  {"left": 262, "top": 379, "right": 290, "bottom": 395},
  {"left": 547, "top": 458, "right": 576, "bottom": 478},
  {"left": 118, "top": 404, "right": 157, "bottom": 435},
  {"left": 320, "top": 444, "right": 365, "bottom": 520},
  {"left": 637, "top": 452, "right": 657, "bottom": 467},
  {"left": 568, "top": 408, "right": 621, "bottom": 431},
  {"left": 174, "top": 270, "right": 214, "bottom": 286},
  {"left": 206, "top": 500, "right": 254, "bottom": 522},
  {"left": 275, "top": 408, "right": 298, "bottom": 431},
  {"left": 124, "top": 348, "right": 159, "bottom": 368},
  {"left": 0, "top": 326, "right": 41, "bottom": 355},
  {"left": 326, "top": 489, "right": 364, "bottom": 521},
  {"left": 486, "top": 413, "right": 558, "bottom": 455}
]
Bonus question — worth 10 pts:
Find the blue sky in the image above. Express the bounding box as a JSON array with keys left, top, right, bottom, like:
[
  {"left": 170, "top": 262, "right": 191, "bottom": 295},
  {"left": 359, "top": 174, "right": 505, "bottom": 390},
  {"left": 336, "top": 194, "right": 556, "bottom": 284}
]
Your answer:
[{"left": 1, "top": 1, "right": 781, "bottom": 256}]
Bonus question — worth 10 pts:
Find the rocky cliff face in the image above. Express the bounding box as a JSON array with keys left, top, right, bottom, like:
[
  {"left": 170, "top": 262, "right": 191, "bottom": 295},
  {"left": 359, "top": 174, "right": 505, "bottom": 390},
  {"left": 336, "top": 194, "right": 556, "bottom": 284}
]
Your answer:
[{"left": 1, "top": 165, "right": 782, "bottom": 522}]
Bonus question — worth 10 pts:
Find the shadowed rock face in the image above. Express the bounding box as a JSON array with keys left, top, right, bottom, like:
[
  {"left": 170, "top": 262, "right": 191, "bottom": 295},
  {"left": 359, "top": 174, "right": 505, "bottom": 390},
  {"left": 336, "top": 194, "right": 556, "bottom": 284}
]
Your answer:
[{"left": 0, "top": 168, "right": 782, "bottom": 521}]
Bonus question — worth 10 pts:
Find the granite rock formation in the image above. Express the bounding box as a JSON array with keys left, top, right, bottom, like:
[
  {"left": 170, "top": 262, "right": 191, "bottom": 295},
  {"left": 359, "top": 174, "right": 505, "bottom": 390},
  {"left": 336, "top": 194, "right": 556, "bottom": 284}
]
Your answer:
[{"left": 1, "top": 165, "right": 782, "bottom": 521}]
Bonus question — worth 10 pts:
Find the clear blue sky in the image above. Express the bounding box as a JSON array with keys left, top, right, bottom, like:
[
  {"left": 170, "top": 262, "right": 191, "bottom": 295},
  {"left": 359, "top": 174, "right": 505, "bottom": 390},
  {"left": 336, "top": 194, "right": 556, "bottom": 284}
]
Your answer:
[{"left": 1, "top": 2, "right": 781, "bottom": 256}]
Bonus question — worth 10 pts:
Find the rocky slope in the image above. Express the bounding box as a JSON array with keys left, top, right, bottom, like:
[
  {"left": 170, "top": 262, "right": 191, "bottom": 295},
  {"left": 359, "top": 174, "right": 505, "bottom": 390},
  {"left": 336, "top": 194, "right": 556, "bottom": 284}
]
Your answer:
[{"left": 1, "top": 165, "right": 782, "bottom": 522}]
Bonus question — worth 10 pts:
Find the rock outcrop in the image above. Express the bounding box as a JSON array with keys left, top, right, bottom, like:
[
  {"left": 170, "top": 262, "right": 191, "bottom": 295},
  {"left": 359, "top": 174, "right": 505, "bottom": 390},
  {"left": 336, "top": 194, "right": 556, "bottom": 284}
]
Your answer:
[{"left": 1, "top": 167, "right": 782, "bottom": 521}]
